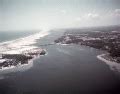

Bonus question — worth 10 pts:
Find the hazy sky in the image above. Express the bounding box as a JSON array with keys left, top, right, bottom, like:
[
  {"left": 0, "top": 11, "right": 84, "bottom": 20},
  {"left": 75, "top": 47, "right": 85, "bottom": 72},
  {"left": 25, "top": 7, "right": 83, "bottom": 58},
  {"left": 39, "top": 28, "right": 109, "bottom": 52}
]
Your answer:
[{"left": 0, "top": 0, "right": 120, "bottom": 31}]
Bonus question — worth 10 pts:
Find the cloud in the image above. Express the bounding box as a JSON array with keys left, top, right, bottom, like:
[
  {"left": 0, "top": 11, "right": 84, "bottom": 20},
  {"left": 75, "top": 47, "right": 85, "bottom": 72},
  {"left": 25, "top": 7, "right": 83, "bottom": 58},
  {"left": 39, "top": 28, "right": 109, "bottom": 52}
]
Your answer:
[
  {"left": 114, "top": 9, "right": 120, "bottom": 16},
  {"left": 115, "top": 9, "right": 120, "bottom": 14},
  {"left": 73, "top": 13, "right": 103, "bottom": 27},
  {"left": 60, "top": 10, "right": 67, "bottom": 14},
  {"left": 75, "top": 17, "right": 81, "bottom": 21},
  {"left": 85, "top": 13, "right": 100, "bottom": 19},
  {"left": 75, "top": 13, "right": 100, "bottom": 22}
]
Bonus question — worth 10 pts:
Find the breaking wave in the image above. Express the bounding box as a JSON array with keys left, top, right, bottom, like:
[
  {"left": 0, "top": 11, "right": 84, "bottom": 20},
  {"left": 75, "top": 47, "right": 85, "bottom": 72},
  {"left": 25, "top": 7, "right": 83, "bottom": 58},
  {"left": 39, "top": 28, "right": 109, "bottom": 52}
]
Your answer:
[{"left": 0, "top": 30, "right": 49, "bottom": 54}]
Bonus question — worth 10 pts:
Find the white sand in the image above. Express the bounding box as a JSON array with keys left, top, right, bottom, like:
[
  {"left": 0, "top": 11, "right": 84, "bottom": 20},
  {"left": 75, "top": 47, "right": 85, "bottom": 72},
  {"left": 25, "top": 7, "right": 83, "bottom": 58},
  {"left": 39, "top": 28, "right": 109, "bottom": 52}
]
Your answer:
[{"left": 97, "top": 54, "right": 120, "bottom": 72}]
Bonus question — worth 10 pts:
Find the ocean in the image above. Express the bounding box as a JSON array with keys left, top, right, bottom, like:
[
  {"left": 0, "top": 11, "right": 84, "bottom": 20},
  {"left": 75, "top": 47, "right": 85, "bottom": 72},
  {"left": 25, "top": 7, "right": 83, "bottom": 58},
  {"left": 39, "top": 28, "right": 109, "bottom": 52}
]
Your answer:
[
  {"left": 0, "top": 30, "right": 120, "bottom": 94},
  {"left": 0, "top": 31, "right": 39, "bottom": 42}
]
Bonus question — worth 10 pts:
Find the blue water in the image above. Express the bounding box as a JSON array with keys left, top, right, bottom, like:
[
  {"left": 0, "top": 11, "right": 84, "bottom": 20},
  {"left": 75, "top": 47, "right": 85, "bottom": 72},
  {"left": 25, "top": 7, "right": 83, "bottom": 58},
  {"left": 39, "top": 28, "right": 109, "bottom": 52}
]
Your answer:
[{"left": 0, "top": 30, "right": 39, "bottom": 42}]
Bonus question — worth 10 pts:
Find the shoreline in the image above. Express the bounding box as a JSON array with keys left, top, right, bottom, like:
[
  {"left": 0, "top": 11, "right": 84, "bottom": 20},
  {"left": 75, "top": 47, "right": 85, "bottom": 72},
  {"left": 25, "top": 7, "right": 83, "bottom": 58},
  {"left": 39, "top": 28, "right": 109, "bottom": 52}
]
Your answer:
[
  {"left": 0, "top": 50, "right": 47, "bottom": 74},
  {"left": 97, "top": 54, "right": 120, "bottom": 72},
  {"left": 0, "top": 30, "right": 49, "bottom": 54},
  {"left": 0, "top": 30, "right": 50, "bottom": 73},
  {"left": 56, "top": 42, "right": 120, "bottom": 73}
]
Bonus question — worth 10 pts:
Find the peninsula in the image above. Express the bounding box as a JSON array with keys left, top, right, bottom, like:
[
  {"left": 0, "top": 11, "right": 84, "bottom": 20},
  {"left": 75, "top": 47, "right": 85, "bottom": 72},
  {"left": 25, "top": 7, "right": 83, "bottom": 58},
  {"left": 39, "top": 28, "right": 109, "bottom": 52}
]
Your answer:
[
  {"left": 0, "top": 48, "right": 46, "bottom": 69},
  {"left": 54, "top": 25, "right": 120, "bottom": 71}
]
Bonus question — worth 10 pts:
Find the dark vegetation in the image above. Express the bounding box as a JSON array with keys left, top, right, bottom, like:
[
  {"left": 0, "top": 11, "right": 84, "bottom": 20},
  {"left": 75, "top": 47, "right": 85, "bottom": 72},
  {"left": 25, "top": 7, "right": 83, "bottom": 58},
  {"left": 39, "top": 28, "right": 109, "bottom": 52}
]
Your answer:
[{"left": 0, "top": 49, "right": 46, "bottom": 69}]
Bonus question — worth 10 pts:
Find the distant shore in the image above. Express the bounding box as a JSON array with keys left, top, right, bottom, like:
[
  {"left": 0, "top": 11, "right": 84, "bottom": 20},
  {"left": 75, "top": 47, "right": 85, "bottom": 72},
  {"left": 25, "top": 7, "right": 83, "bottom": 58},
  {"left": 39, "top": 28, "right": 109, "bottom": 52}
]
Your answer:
[{"left": 54, "top": 26, "right": 120, "bottom": 72}]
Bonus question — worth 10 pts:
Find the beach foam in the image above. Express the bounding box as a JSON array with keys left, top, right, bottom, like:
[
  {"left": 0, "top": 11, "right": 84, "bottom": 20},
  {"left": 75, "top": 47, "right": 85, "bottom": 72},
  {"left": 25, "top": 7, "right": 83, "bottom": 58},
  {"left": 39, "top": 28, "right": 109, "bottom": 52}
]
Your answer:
[{"left": 0, "top": 30, "right": 49, "bottom": 54}]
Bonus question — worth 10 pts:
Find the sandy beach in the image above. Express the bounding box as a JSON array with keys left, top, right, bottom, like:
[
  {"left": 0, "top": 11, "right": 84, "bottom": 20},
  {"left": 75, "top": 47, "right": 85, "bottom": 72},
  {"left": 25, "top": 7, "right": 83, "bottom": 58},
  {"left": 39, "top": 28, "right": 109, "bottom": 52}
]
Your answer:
[{"left": 97, "top": 54, "right": 120, "bottom": 72}]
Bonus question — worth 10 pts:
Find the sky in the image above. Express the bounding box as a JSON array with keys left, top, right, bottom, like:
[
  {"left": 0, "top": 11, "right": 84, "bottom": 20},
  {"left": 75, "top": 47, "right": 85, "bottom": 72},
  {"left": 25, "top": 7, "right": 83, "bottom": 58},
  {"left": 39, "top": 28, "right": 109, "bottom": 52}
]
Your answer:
[{"left": 0, "top": 0, "right": 120, "bottom": 31}]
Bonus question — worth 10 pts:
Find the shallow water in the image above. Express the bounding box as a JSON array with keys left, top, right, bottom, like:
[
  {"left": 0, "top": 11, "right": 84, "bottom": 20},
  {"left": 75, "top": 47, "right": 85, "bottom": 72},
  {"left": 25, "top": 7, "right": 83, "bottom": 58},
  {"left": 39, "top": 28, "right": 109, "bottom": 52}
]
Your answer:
[{"left": 0, "top": 30, "right": 120, "bottom": 94}]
